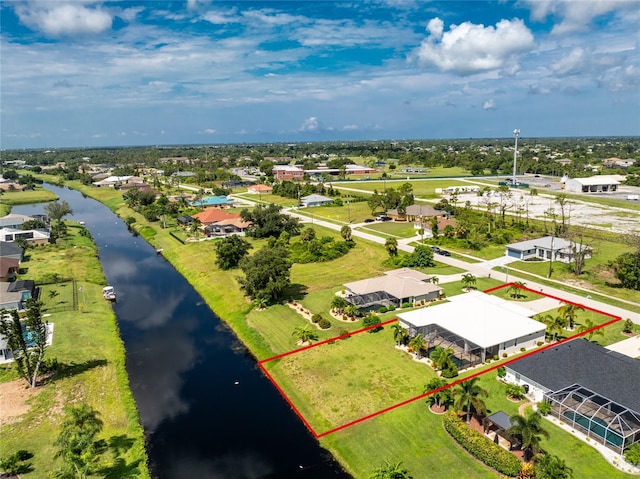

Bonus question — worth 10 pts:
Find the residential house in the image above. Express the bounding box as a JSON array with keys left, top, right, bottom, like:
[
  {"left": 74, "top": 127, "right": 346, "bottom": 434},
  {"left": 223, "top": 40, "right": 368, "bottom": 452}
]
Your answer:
[
  {"left": 0, "top": 280, "right": 37, "bottom": 310},
  {"left": 0, "top": 214, "right": 37, "bottom": 230},
  {"left": 0, "top": 257, "right": 20, "bottom": 281},
  {"left": 0, "top": 242, "right": 24, "bottom": 261},
  {"left": 343, "top": 268, "right": 442, "bottom": 311},
  {"left": 176, "top": 215, "right": 193, "bottom": 226},
  {"left": 398, "top": 291, "right": 546, "bottom": 368},
  {"left": 505, "top": 236, "right": 592, "bottom": 263},
  {"left": 203, "top": 217, "right": 251, "bottom": 237},
  {"left": 386, "top": 204, "right": 447, "bottom": 222},
  {"left": 505, "top": 339, "right": 640, "bottom": 455},
  {"left": 300, "top": 194, "right": 333, "bottom": 207},
  {"left": 0, "top": 227, "right": 50, "bottom": 245},
  {"left": 191, "top": 208, "right": 242, "bottom": 227},
  {"left": 247, "top": 184, "right": 273, "bottom": 194}
]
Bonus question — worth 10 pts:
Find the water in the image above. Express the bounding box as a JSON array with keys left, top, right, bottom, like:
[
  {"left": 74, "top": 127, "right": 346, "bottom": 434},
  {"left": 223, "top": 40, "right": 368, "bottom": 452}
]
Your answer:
[{"left": 13, "top": 185, "right": 350, "bottom": 479}]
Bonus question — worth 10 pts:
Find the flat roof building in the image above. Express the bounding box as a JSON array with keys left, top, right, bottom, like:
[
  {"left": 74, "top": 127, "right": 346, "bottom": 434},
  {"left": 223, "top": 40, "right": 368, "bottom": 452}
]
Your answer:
[{"left": 398, "top": 291, "right": 546, "bottom": 368}]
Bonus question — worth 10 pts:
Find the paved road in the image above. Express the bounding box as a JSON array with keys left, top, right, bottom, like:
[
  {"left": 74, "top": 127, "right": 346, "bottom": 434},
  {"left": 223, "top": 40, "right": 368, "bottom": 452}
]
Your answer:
[{"left": 231, "top": 194, "right": 640, "bottom": 326}]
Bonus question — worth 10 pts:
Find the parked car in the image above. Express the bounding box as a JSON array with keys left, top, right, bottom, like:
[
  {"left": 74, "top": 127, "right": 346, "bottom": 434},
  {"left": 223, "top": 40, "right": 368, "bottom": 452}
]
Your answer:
[
  {"left": 379, "top": 216, "right": 392, "bottom": 222},
  {"left": 437, "top": 250, "right": 451, "bottom": 256},
  {"left": 364, "top": 218, "right": 375, "bottom": 223},
  {"left": 430, "top": 246, "right": 441, "bottom": 253}
]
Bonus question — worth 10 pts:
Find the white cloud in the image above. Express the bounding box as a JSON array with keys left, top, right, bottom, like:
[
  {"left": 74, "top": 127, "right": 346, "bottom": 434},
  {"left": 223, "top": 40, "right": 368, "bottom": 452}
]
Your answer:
[
  {"left": 299, "top": 117, "right": 321, "bottom": 132},
  {"left": 342, "top": 124, "right": 359, "bottom": 131},
  {"left": 414, "top": 18, "right": 535, "bottom": 75},
  {"left": 551, "top": 47, "right": 587, "bottom": 75},
  {"left": 199, "top": 128, "right": 216, "bottom": 135},
  {"left": 483, "top": 99, "right": 497, "bottom": 110},
  {"left": 521, "top": 0, "right": 635, "bottom": 34},
  {"left": 15, "top": 2, "right": 113, "bottom": 37},
  {"left": 201, "top": 8, "right": 239, "bottom": 25}
]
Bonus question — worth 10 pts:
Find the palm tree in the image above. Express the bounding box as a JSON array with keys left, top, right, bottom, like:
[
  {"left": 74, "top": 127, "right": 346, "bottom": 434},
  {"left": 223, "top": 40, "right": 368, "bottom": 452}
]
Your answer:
[
  {"left": 453, "top": 377, "right": 488, "bottom": 423},
  {"left": 423, "top": 377, "right": 451, "bottom": 409},
  {"left": 508, "top": 281, "right": 527, "bottom": 299},
  {"left": 368, "top": 460, "right": 412, "bottom": 479},
  {"left": 429, "top": 346, "right": 454, "bottom": 371},
  {"left": 391, "top": 323, "right": 409, "bottom": 346},
  {"left": 541, "top": 314, "right": 565, "bottom": 342},
  {"left": 576, "top": 318, "right": 604, "bottom": 342},
  {"left": 506, "top": 411, "right": 550, "bottom": 462},
  {"left": 534, "top": 453, "right": 574, "bottom": 479},
  {"left": 408, "top": 334, "right": 426, "bottom": 358},
  {"left": 344, "top": 304, "right": 360, "bottom": 320},
  {"left": 292, "top": 325, "right": 319, "bottom": 345},
  {"left": 190, "top": 217, "right": 202, "bottom": 238},
  {"left": 253, "top": 297, "right": 268, "bottom": 310},
  {"left": 340, "top": 225, "right": 352, "bottom": 241},
  {"left": 558, "top": 302, "right": 584, "bottom": 330},
  {"left": 385, "top": 237, "right": 398, "bottom": 257},
  {"left": 331, "top": 296, "right": 349, "bottom": 315},
  {"left": 461, "top": 273, "right": 476, "bottom": 291}
]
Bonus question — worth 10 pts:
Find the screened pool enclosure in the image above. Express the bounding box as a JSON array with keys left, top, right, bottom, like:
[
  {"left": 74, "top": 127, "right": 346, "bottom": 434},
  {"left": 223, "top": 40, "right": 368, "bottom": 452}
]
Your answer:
[{"left": 546, "top": 384, "right": 640, "bottom": 455}]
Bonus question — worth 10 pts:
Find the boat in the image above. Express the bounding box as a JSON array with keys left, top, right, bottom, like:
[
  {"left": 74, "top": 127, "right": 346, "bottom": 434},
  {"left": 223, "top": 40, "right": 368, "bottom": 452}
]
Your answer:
[{"left": 102, "top": 286, "right": 116, "bottom": 301}]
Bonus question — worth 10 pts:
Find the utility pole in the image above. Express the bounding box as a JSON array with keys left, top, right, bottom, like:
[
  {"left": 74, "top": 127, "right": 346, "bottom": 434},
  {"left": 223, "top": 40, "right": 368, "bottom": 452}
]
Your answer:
[{"left": 512, "top": 129, "right": 520, "bottom": 186}]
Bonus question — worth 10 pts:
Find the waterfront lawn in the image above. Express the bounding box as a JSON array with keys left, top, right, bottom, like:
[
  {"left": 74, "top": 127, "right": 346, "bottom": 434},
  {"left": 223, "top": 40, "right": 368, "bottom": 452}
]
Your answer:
[
  {"left": 264, "top": 325, "right": 435, "bottom": 433},
  {"left": 0, "top": 226, "right": 149, "bottom": 478},
  {"left": 0, "top": 186, "right": 58, "bottom": 208}
]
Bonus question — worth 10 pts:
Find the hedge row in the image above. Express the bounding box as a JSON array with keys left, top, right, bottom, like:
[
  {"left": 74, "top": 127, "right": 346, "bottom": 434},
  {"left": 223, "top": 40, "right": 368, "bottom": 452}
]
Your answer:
[{"left": 442, "top": 411, "right": 521, "bottom": 477}]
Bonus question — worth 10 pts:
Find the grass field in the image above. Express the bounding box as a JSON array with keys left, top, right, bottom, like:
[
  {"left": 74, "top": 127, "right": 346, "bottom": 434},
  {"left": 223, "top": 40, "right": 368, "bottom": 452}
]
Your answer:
[
  {"left": 0, "top": 187, "right": 58, "bottom": 213},
  {"left": 359, "top": 221, "right": 418, "bottom": 238},
  {"left": 0, "top": 224, "right": 149, "bottom": 478},
  {"left": 332, "top": 178, "right": 485, "bottom": 199}
]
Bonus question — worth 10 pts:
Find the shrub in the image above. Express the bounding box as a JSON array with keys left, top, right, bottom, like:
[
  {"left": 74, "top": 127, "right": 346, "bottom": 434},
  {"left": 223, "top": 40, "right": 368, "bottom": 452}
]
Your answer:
[
  {"left": 497, "top": 367, "right": 506, "bottom": 378},
  {"left": 311, "top": 313, "right": 322, "bottom": 324},
  {"left": 493, "top": 354, "right": 499, "bottom": 361},
  {"left": 386, "top": 304, "right": 396, "bottom": 311},
  {"left": 624, "top": 443, "right": 640, "bottom": 466},
  {"left": 502, "top": 353, "right": 508, "bottom": 358},
  {"left": 537, "top": 401, "right": 552, "bottom": 416},
  {"left": 441, "top": 362, "right": 459, "bottom": 378},
  {"left": 506, "top": 384, "right": 526, "bottom": 400},
  {"left": 623, "top": 318, "right": 635, "bottom": 334},
  {"left": 401, "top": 302, "right": 413, "bottom": 309},
  {"left": 378, "top": 306, "right": 388, "bottom": 313},
  {"left": 520, "top": 347, "right": 526, "bottom": 352},
  {"left": 363, "top": 313, "right": 382, "bottom": 333},
  {"left": 536, "top": 341, "right": 544, "bottom": 347},
  {"left": 318, "top": 318, "right": 331, "bottom": 329},
  {"left": 442, "top": 412, "right": 521, "bottom": 476}
]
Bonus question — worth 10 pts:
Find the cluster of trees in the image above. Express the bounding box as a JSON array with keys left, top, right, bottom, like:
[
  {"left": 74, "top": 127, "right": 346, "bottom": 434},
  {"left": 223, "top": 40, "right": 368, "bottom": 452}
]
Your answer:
[
  {"left": 289, "top": 227, "right": 354, "bottom": 263},
  {"left": 367, "top": 183, "right": 414, "bottom": 215},
  {"left": 385, "top": 242, "right": 436, "bottom": 269},
  {"left": 271, "top": 180, "right": 341, "bottom": 200},
  {"left": 240, "top": 204, "right": 300, "bottom": 238}
]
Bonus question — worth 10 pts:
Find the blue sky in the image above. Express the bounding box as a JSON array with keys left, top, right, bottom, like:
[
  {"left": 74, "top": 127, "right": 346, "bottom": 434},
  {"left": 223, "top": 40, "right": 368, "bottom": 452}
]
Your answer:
[{"left": 1, "top": 0, "right": 639, "bottom": 149}]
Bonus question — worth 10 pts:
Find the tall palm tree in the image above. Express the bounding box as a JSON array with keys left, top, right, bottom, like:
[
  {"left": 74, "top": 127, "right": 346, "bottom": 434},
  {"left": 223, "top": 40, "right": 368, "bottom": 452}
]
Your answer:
[
  {"left": 506, "top": 411, "right": 550, "bottom": 462},
  {"left": 558, "top": 302, "right": 584, "bottom": 330},
  {"left": 391, "top": 323, "right": 409, "bottom": 346},
  {"left": 408, "top": 334, "right": 426, "bottom": 358},
  {"left": 341, "top": 225, "right": 352, "bottom": 241},
  {"left": 461, "top": 273, "right": 477, "bottom": 290},
  {"left": 453, "top": 377, "right": 488, "bottom": 423},
  {"left": 541, "top": 314, "right": 565, "bottom": 342},
  {"left": 292, "top": 325, "right": 319, "bottom": 345}
]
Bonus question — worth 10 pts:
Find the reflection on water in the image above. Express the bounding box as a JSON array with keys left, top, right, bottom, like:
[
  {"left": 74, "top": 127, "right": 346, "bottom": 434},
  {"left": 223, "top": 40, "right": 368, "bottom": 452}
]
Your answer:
[{"left": 13, "top": 185, "right": 350, "bottom": 479}]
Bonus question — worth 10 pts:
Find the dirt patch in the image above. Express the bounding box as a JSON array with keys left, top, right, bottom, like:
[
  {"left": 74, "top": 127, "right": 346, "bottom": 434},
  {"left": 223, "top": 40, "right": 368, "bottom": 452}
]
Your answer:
[{"left": 0, "top": 380, "right": 40, "bottom": 427}]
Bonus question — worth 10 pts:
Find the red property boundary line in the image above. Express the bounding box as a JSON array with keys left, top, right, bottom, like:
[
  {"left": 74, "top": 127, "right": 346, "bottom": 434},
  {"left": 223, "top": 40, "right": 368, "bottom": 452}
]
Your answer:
[{"left": 259, "top": 283, "right": 622, "bottom": 438}]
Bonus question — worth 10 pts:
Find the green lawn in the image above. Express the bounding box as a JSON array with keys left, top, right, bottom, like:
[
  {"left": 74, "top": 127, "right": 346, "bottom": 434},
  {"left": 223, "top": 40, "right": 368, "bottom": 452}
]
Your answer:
[
  {"left": 0, "top": 186, "right": 58, "bottom": 208},
  {"left": 264, "top": 326, "right": 437, "bottom": 433},
  {"left": 0, "top": 225, "right": 149, "bottom": 478},
  {"left": 333, "top": 178, "right": 484, "bottom": 199},
  {"left": 360, "top": 221, "right": 418, "bottom": 238}
]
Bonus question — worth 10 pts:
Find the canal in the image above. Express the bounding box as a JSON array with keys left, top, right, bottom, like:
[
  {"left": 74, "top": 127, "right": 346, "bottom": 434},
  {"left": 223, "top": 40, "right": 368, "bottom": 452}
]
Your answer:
[{"left": 13, "top": 185, "right": 350, "bottom": 479}]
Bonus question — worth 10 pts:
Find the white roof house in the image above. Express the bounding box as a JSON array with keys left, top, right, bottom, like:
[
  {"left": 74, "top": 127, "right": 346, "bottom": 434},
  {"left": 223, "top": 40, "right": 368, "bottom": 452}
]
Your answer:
[
  {"left": 300, "top": 194, "right": 333, "bottom": 207},
  {"left": 398, "top": 291, "right": 546, "bottom": 367},
  {"left": 505, "top": 236, "right": 592, "bottom": 263}
]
